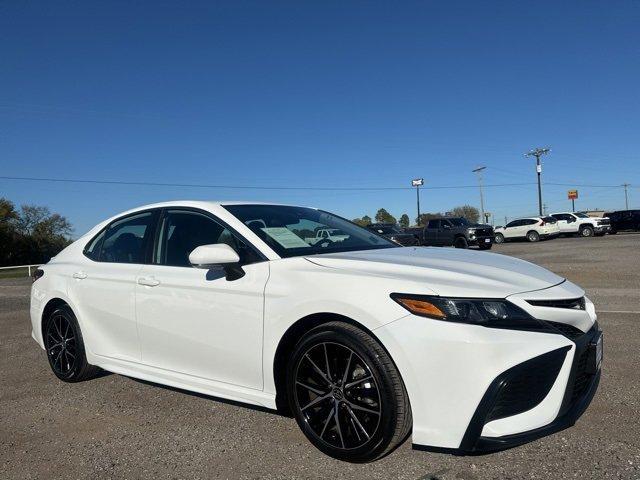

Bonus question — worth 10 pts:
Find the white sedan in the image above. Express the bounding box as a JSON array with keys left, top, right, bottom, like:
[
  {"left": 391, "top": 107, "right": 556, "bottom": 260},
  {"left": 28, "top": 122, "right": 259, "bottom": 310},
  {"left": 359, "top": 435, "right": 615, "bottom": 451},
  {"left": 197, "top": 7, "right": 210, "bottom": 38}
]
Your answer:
[{"left": 30, "top": 201, "right": 602, "bottom": 462}]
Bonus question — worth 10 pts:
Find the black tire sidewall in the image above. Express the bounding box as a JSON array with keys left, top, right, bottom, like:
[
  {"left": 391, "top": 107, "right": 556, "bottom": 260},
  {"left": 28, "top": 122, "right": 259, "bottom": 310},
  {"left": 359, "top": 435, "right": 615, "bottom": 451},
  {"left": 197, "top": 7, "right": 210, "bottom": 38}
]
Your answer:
[
  {"left": 44, "top": 306, "right": 88, "bottom": 382},
  {"left": 454, "top": 237, "right": 468, "bottom": 249},
  {"left": 286, "top": 325, "right": 400, "bottom": 462}
]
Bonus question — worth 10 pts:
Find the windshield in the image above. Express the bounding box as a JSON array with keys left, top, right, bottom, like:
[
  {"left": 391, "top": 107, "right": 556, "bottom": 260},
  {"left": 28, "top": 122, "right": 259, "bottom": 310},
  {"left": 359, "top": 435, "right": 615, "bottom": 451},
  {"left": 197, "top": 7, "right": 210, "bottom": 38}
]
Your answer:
[
  {"left": 224, "top": 205, "right": 397, "bottom": 258},
  {"left": 575, "top": 212, "right": 590, "bottom": 218},
  {"left": 448, "top": 217, "right": 470, "bottom": 226}
]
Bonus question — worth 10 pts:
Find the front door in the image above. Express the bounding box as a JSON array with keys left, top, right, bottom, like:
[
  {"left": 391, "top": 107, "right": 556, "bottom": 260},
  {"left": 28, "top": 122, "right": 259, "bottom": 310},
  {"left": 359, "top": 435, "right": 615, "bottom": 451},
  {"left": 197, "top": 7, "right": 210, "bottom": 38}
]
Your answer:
[{"left": 135, "top": 208, "right": 268, "bottom": 390}]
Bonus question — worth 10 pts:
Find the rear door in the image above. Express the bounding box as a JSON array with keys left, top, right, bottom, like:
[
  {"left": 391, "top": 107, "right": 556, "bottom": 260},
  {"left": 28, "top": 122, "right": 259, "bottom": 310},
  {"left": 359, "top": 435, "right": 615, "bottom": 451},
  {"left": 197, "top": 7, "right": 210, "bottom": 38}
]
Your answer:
[
  {"left": 424, "top": 220, "right": 440, "bottom": 245},
  {"left": 439, "top": 219, "right": 454, "bottom": 245},
  {"left": 69, "top": 210, "right": 159, "bottom": 362}
]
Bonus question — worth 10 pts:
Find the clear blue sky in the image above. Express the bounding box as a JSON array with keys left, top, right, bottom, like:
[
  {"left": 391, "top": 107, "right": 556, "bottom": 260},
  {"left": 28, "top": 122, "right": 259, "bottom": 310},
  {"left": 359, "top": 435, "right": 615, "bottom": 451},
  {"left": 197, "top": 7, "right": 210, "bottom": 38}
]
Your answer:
[{"left": 2, "top": 1, "right": 639, "bottom": 236}]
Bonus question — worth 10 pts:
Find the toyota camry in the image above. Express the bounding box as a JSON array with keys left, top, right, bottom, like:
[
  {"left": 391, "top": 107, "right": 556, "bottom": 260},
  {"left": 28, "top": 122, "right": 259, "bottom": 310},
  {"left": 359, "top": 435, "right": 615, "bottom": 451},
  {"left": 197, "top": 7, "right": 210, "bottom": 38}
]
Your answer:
[{"left": 30, "top": 201, "right": 602, "bottom": 462}]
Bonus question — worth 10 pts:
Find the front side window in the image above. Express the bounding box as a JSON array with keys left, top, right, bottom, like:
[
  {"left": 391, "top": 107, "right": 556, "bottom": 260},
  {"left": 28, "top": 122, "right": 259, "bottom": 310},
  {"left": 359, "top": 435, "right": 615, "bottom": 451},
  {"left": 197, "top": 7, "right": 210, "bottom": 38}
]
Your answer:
[
  {"left": 574, "top": 213, "right": 589, "bottom": 218},
  {"left": 224, "top": 205, "right": 396, "bottom": 258},
  {"left": 448, "top": 218, "right": 470, "bottom": 227},
  {"left": 505, "top": 220, "right": 520, "bottom": 228},
  {"left": 84, "top": 229, "right": 106, "bottom": 261},
  {"left": 426, "top": 220, "right": 440, "bottom": 229},
  {"left": 156, "top": 209, "right": 261, "bottom": 267},
  {"left": 101, "top": 212, "right": 155, "bottom": 264}
]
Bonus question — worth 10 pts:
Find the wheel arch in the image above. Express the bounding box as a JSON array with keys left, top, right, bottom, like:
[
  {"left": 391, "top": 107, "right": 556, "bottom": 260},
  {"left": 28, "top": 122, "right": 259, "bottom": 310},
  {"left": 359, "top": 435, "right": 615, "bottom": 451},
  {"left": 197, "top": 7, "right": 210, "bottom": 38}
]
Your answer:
[
  {"left": 41, "top": 297, "right": 72, "bottom": 342},
  {"left": 272, "top": 312, "right": 402, "bottom": 415}
]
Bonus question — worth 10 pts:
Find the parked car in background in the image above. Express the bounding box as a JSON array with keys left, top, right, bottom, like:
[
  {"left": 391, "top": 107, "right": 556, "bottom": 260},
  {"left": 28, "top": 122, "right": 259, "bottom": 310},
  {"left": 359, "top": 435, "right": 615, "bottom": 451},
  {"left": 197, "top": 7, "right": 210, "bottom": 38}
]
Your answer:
[
  {"left": 604, "top": 210, "right": 640, "bottom": 234},
  {"left": 406, "top": 217, "right": 494, "bottom": 249},
  {"left": 366, "top": 223, "right": 419, "bottom": 246},
  {"left": 550, "top": 212, "right": 610, "bottom": 237},
  {"left": 494, "top": 217, "right": 559, "bottom": 244},
  {"left": 305, "top": 228, "right": 349, "bottom": 245}
]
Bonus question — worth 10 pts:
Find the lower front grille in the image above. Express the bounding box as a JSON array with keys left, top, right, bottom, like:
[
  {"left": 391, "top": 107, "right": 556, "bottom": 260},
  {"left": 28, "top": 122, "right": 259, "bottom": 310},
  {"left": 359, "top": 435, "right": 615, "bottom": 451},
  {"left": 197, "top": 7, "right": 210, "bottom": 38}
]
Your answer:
[{"left": 485, "top": 347, "right": 568, "bottom": 422}]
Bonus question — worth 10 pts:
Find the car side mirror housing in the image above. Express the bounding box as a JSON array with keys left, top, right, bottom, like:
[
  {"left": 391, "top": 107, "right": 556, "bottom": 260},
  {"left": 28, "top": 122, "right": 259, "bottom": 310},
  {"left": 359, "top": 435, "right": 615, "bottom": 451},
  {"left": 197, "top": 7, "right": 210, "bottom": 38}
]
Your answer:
[{"left": 189, "top": 244, "right": 245, "bottom": 280}]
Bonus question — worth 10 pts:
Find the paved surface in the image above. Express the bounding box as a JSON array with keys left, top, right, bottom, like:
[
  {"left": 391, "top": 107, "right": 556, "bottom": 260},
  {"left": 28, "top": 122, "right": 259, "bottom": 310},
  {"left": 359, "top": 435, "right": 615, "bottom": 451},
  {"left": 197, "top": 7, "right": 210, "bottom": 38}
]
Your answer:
[{"left": 1, "top": 234, "right": 639, "bottom": 479}]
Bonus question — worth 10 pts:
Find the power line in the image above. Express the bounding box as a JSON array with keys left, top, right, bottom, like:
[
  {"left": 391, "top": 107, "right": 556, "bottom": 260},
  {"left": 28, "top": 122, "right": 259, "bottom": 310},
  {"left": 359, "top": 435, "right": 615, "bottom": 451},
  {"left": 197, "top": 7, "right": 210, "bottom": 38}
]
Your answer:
[{"left": 0, "top": 175, "right": 534, "bottom": 191}]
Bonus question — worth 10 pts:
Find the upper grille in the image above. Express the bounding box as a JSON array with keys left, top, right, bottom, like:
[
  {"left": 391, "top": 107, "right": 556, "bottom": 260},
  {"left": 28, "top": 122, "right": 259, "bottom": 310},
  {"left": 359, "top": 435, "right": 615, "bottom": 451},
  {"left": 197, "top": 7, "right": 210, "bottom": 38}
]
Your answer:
[
  {"left": 475, "top": 228, "right": 493, "bottom": 236},
  {"left": 527, "top": 297, "right": 586, "bottom": 310},
  {"left": 544, "top": 321, "right": 586, "bottom": 340},
  {"left": 597, "top": 218, "right": 611, "bottom": 226}
]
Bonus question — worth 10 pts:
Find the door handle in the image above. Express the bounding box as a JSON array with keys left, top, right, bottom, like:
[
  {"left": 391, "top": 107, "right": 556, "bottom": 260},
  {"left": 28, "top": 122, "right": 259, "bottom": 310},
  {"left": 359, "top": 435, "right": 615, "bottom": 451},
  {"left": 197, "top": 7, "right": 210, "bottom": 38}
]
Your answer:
[
  {"left": 137, "top": 276, "right": 160, "bottom": 287},
  {"left": 72, "top": 271, "right": 87, "bottom": 280}
]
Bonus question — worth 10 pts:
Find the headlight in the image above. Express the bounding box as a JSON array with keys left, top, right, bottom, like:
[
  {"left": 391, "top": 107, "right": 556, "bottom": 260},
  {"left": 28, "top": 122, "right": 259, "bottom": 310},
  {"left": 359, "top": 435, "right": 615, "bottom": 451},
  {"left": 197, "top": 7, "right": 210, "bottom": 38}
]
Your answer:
[{"left": 390, "top": 293, "right": 538, "bottom": 328}]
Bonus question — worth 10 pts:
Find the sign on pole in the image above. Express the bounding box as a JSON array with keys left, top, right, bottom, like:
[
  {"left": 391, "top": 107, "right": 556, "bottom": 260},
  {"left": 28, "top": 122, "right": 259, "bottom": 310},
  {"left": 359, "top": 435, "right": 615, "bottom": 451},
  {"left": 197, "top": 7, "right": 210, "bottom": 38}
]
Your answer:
[
  {"left": 412, "top": 178, "right": 424, "bottom": 187},
  {"left": 568, "top": 189, "right": 578, "bottom": 200}
]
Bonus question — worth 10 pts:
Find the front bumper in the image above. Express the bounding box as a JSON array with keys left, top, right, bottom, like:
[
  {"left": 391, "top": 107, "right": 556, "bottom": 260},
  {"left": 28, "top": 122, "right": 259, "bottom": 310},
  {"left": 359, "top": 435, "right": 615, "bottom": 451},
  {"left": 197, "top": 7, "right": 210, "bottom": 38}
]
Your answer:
[
  {"left": 594, "top": 225, "right": 610, "bottom": 234},
  {"left": 374, "top": 300, "right": 601, "bottom": 454},
  {"left": 468, "top": 235, "right": 494, "bottom": 246}
]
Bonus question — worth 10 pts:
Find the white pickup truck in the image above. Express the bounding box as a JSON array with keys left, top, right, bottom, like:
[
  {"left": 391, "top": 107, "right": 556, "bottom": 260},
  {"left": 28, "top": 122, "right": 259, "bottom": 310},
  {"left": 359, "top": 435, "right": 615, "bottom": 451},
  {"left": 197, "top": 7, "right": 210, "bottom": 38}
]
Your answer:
[
  {"left": 304, "top": 228, "right": 349, "bottom": 245},
  {"left": 550, "top": 212, "right": 611, "bottom": 237}
]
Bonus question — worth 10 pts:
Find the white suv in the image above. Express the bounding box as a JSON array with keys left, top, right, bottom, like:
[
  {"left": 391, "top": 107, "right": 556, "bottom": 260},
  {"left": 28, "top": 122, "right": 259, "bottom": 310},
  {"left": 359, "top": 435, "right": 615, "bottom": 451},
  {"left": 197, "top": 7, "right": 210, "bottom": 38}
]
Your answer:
[
  {"left": 494, "top": 217, "right": 560, "bottom": 243},
  {"left": 550, "top": 212, "right": 611, "bottom": 237}
]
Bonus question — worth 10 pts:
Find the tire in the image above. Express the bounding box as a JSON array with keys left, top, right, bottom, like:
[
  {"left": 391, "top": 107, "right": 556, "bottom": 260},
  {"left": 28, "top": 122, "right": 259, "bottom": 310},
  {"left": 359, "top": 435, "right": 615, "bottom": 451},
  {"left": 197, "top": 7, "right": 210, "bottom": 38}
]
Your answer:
[
  {"left": 478, "top": 243, "right": 492, "bottom": 250},
  {"left": 526, "top": 230, "right": 540, "bottom": 242},
  {"left": 580, "top": 225, "right": 594, "bottom": 237},
  {"left": 286, "top": 322, "right": 411, "bottom": 463},
  {"left": 494, "top": 233, "right": 505, "bottom": 244},
  {"left": 453, "top": 236, "right": 468, "bottom": 249},
  {"left": 44, "top": 305, "right": 100, "bottom": 382}
]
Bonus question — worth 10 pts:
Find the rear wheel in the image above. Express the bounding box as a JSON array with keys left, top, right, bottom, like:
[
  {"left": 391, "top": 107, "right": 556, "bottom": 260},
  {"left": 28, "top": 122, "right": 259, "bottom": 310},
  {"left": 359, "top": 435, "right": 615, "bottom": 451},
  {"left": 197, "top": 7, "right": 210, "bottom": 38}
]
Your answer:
[
  {"left": 44, "top": 305, "right": 100, "bottom": 382},
  {"left": 287, "top": 322, "right": 411, "bottom": 462},
  {"left": 494, "top": 233, "right": 505, "bottom": 244},
  {"left": 527, "top": 230, "right": 540, "bottom": 242},
  {"left": 580, "top": 225, "right": 594, "bottom": 237},
  {"left": 453, "top": 236, "right": 468, "bottom": 249}
]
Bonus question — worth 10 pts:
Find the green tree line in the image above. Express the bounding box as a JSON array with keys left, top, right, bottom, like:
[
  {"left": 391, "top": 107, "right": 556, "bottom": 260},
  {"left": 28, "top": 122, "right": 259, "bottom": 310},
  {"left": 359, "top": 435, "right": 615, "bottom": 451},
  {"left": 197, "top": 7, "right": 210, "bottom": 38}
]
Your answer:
[
  {"left": 353, "top": 205, "right": 480, "bottom": 227},
  {"left": 0, "top": 198, "right": 73, "bottom": 267}
]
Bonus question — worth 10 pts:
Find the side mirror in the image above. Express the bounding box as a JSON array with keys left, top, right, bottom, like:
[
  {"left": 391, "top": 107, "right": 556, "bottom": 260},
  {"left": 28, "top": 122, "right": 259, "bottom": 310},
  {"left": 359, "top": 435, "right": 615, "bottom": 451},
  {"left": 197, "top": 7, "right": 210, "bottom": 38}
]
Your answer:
[
  {"left": 443, "top": 224, "right": 451, "bottom": 229},
  {"left": 189, "top": 244, "right": 244, "bottom": 280}
]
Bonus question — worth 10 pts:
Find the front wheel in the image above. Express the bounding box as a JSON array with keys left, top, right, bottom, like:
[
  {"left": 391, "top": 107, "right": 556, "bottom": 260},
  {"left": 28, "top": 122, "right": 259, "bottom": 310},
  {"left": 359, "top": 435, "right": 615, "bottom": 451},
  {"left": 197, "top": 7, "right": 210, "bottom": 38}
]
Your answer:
[
  {"left": 287, "top": 322, "right": 411, "bottom": 462},
  {"left": 44, "top": 305, "right": 100, "bottom": 382},
  {"left": 494, "top": 233, "right": 505, "bottom": 244},
  {"left": 580, "top": 225, "right": 594, "bottom": 237},
  {"left": 454, "top": 236, "right": 468, "bottom": 249}
]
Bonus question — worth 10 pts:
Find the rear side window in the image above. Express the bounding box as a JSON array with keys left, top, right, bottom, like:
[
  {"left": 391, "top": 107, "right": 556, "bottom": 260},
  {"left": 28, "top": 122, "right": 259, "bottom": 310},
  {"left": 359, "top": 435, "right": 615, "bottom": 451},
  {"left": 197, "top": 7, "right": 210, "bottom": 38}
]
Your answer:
[
  {"left": 427, "top": 220, "right": 440, "bottom": 229},
  {"left": 100, "top": 212, "right": 156, "bottom": 264},
  {"left": 83, "top": 229, "right": 106, "bottom": 261}
]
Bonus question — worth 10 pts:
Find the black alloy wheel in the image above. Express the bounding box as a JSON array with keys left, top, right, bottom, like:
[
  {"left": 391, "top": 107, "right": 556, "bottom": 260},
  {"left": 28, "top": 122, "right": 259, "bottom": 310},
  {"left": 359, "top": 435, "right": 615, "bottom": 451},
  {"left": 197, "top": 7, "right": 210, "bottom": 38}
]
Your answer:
[
  {"left": 287, "top": 322, "right": 411, "bottom": 462},
  {"left": 44, "top": 305, "right": 100, "bottom": 382}
]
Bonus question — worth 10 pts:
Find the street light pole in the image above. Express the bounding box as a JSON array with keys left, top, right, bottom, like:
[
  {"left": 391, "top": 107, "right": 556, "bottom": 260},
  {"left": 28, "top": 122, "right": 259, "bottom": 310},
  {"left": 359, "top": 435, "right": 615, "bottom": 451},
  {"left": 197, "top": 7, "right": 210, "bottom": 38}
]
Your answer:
[
  {"left": 472, "top": 166, "right": 486, "bottom": 221},
  {"left": 622, "top": 183, "right": 630, "bottom": 209},
  {"left": 525, "top": 147, "right": 550, "bottom": 216},
  {"left": 412, "top": 178, "right": 424, "bottom": 225}
]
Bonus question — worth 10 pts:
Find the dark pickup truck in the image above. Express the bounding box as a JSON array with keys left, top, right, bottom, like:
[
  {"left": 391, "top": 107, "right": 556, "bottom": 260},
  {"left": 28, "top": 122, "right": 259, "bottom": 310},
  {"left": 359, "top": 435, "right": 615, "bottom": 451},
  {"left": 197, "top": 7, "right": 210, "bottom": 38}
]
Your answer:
[
  {"left": 406, "top": 217, "right": 494, "bottom": 249},
  {"left": 367, "top": 223, "right": 420, "bottom": 246}
]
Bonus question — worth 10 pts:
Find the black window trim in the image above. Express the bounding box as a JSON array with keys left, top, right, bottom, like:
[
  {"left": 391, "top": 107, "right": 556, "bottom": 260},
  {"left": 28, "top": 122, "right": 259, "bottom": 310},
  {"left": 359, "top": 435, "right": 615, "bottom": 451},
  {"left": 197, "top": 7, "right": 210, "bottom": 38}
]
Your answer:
[
  {"left": 82, "top": 208, "right": 161, "bottom": 264},
  {"left": 151, "top": 206, "right": 268, "bottom": 269}
]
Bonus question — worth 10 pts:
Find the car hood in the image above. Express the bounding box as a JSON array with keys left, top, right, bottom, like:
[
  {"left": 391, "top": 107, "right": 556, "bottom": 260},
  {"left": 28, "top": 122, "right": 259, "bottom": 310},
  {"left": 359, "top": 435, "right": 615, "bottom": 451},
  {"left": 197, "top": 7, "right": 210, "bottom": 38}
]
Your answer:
[{"left": 304, "top": 247, "right": 565, "bottom": 298}]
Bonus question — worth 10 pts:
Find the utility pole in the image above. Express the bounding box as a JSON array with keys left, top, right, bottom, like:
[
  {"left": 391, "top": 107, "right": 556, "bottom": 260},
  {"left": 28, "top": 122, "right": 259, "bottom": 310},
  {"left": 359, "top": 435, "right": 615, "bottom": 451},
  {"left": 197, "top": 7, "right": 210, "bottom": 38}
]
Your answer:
[
  {"left": 525, "top": 147, "right": 550, "bottom": 216},
  {"left": 472, "top": 166, "right": 486, "bottom": 221},
  {"left": 412, "top": 178, "right": 424, "bottom": 224},
  {"left": 622, "top": 183, "right": 630, "bottom": 209}
]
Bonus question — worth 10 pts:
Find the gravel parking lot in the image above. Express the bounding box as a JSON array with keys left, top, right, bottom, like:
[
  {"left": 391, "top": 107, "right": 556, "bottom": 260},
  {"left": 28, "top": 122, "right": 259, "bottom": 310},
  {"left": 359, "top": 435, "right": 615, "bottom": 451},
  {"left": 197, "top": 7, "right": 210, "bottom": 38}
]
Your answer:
[{"left": 1, "top": 234, "right": 639, "bottom": 480}]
